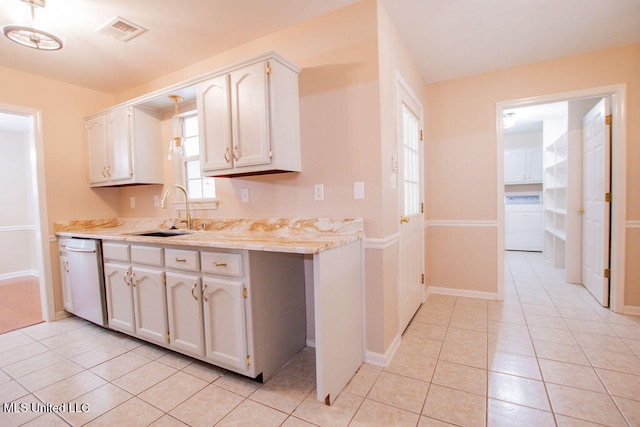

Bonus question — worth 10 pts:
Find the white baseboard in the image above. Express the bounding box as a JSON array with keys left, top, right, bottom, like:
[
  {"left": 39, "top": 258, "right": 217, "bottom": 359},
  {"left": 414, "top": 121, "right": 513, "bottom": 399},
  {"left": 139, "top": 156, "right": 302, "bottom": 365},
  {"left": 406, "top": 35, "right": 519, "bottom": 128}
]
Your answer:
[
  {"left": 623, "top": 305, "right": 640, "bottom": 316},
  {"left": 365, "top": 333, "right": 401, "bottom": 367},
  {"left": 0, "top": 271, "right": 39, "bottom": 284},
  {"left": 426, "top": 286, "right": 500, "bottom": 301},
  {"left": 55, "top": 310, "right": 71, "bottom": 321}
]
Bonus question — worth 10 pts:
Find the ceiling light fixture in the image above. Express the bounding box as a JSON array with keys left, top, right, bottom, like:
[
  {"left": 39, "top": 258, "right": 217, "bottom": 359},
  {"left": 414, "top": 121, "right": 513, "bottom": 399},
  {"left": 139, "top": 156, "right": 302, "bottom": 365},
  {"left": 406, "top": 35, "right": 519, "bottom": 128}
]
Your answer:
[
  {"left": 167, "top": 95, "right": 184, "bottom": 161},
  {"left": 503, "top": 112, "right": 516, "bottom": 129},
  {"left": 2, "top": 0, "right": 63, "bottom": 51}
]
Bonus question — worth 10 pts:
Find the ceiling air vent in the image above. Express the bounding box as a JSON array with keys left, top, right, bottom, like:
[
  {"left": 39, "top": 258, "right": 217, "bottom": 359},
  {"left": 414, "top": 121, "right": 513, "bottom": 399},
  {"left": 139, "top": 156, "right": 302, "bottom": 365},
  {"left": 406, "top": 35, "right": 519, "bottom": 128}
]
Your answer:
[{"left": 97, "top": 16, "right": 147, "bottom": 42}]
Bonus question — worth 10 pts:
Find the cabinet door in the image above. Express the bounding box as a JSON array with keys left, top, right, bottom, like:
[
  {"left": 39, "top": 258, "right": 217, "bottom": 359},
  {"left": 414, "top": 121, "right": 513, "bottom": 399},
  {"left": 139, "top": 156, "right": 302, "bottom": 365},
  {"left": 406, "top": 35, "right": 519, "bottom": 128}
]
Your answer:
[
  {"left": 229, "top": 61, "right": 271, "bottom": 168},
  {"left": 166, "top": 272, "right": 204, "bottom": 357},
  {"left": 198, "top": 74, "right": 233, "bottom": 172},
  {"left": 107, "top": 107, "right": 133, "bottom": 182},
  {"left": 131, "top": 267, "right": 167, "bottom": 345},
  {"left": 527, "top": 147, "right": 543, "bottom": 183},
  {"left": 104, "top": 263, "right": 135, "bottom": 334},
  {"left": 202, "top": 277, "right": 248, "bottom": 372},
  {"left": 59, "top": 254, "right": 73, "bottom": 312},
  {"left": 86, "top": 115, "right": 108, "bottom": 184},
  {"left": 504, "top": 149, "right": 527, "bottom": 184}
]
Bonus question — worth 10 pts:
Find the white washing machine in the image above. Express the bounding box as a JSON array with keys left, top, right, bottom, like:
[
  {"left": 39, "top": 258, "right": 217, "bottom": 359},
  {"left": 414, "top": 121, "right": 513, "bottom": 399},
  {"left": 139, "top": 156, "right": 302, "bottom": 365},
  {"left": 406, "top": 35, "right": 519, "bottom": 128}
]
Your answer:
[{"left": 505, "top": 193, "right": 543, "bottom": 251}]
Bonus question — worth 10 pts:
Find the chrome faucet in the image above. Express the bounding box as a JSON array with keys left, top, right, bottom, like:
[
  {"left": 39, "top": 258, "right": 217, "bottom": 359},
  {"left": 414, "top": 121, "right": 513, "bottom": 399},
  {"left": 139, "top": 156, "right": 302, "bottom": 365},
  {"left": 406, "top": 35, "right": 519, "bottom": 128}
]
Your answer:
[{"left": 161, "top": 185, "right": 192, "bottom": 229}]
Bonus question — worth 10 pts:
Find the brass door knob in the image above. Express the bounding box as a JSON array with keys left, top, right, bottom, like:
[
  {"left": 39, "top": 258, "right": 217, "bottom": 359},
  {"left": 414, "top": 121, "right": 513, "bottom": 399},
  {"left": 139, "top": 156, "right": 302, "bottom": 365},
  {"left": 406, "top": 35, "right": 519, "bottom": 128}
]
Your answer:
[
  {"left": 400, "top": 216, "right": 409, "bottom": 224},
  {"left": 578, "top": 208, "right": 585, "bottom": 214}
]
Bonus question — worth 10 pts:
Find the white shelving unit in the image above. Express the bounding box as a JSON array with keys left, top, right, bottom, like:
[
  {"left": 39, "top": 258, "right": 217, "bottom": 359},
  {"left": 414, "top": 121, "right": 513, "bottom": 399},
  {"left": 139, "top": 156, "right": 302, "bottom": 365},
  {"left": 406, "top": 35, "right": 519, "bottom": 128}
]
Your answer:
[{"left": 542, "top": 109, "right": 569, "bottom": 268}]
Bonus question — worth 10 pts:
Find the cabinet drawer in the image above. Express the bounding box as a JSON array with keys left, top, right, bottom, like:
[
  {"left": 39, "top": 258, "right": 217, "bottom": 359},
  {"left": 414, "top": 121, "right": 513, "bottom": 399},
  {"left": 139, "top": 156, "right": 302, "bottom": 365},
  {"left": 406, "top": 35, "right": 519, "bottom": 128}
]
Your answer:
[
  {"left": 103, "top": 242, "right": 130, "bottom": 262},
  {"left": 201, "top": 252, "right": 243, "bottom": 277},
  {"left": 165, "top": 248, "right": 200, "bottom": 271},
  {"left": 131, "top": 245, "right": 164, "bottom": 266}
]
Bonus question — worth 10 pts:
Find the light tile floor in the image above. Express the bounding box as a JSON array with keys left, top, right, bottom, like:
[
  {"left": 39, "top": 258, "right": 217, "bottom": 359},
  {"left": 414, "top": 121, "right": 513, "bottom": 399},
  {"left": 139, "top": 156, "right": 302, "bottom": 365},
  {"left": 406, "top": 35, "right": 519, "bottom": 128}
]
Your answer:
[{"left": 1, "top": 251, "right": 639, "bottom": 426}]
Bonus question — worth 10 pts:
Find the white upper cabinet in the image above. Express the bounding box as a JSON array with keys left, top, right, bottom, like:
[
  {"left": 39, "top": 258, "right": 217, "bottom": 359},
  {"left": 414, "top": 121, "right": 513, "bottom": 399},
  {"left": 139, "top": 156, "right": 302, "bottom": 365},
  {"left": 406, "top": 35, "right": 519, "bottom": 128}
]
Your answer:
[
  {"left": 198, "top": 74, "right": 232, "bottom": 172},
  {"left": 86, "top": 106, "right": 163, "bottom": 187},
  {"left": 198, "top": 54, "right": 301, "bottom": 177},
  {"left": 505, "top": 145, "right": 543, "bottom": 184}
]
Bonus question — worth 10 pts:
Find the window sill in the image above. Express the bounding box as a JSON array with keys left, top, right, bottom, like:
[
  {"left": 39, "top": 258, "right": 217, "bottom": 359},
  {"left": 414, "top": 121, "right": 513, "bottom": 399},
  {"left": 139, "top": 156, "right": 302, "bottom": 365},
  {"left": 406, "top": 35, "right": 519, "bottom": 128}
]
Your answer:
[{"left": 172, "top": 199, "right": 219, "bottom": 212}]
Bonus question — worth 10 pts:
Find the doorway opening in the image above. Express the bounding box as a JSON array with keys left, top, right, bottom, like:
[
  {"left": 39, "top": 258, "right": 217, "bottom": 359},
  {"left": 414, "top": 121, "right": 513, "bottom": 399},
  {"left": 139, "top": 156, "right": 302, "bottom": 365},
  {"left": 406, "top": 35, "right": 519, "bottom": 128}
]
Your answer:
[
  {"left": 496, "top": 84, "right": 627, "bottom": 313},
  {"left": 0, "top": 105, "right": 55, "bottom": 332}
]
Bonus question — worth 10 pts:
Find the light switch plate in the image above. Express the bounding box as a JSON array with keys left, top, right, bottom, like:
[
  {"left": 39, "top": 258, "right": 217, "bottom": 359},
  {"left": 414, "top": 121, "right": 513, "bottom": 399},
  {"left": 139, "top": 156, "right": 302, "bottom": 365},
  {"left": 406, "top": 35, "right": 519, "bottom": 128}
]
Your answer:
[
  {"left": 354, "top": 182, "right": 365, "bottom": 199},
  {"left": 314, "top": 184, "right": 324, "bottom": 201},
  {"left": 153, "top": 195, "right": 160, "bottom": 207}
]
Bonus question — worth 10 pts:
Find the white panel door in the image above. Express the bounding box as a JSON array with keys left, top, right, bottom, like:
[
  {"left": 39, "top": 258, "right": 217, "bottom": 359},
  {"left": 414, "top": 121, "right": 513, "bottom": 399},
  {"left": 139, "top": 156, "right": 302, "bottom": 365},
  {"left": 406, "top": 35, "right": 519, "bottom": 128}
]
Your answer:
[
  {"left": 398, "top": 80, "right": 424, "bottom": 334},
  {"left": 582, "top": 98, "right": 611, "bottom": 306},
  {"left": 166, "top": 272, "right": 204, "bottom": 356},
  {"left": 86, "top": 115, "right": 108, "bottom": 184},
  {"left": 107, "top": 107, "right": 133, "bottom": 182},
  {"left": 527, "top": 146, "right": 544, "bottom": 182},
  {"left": 131, "top": 267, "right": 168, "bottom": 345},
  {"left": 104, "top": 263, "right": 135, "bottom": 334},
  {"left": 202, "top": 277, "right": 248, "bottom": 372},
  {"left": 229, "top": 61, "right": 271, "bottom": 168},
  {"left": 504, "top": 149, "right": 527, "bottom": 183},
  {"left": 198, "top": 74, "right": 232, "bottom": 172}
]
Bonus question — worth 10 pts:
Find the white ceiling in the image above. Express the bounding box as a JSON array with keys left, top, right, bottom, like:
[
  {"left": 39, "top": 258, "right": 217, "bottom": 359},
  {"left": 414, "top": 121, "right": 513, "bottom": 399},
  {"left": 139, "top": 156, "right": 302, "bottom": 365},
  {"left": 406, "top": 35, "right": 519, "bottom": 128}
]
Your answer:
[
  {"left": 381, "top": 0, "right": 640, "bottom": 83},
  {"left": 0, "top": 0, "right": 639, "bottom": 94}
]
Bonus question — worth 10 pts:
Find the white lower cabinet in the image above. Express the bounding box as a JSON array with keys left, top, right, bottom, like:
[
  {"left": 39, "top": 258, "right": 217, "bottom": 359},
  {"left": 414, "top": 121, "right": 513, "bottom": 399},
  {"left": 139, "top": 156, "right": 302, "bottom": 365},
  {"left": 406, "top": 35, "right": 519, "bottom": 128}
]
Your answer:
[
  {"left": 166, "top": 272, "right": 204, "bottom": 356},
  {"left": 102, "top": 241, "right": 306, "bottom": 381},
  {"left": 104, "top": 263, "right": 135, "bottom": 334},
  {"left": 103, "top": 243, "right": 167, "bottom": 346},
  {"left": 202, "top": 277, "right": 248, "bottom": 373},
  {"left": 131, "top": 266, "right": 167, "bottom": 345}
]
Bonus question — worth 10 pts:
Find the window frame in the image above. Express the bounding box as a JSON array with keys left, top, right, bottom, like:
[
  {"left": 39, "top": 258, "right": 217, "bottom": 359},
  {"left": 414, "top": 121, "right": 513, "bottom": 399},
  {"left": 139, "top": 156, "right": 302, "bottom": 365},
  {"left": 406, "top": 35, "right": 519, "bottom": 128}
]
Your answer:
[{"left": 171, "top": 110, "right": 219, "bottom": 211}]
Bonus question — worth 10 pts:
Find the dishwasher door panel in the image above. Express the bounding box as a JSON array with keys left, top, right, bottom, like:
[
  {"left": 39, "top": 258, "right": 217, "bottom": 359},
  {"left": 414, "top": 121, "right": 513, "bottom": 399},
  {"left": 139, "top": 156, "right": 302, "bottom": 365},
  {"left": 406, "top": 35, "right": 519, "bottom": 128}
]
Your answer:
[{"left": 66, "top": 239, "right": 107, "bottom": 326}]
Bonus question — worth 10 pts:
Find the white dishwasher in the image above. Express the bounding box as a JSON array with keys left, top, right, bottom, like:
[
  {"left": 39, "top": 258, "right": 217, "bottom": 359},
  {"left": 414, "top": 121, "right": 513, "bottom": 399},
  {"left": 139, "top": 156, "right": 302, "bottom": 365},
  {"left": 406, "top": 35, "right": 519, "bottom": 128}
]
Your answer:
[
  {"left": 66, "top": 238, "right": 107, "bottom": 326},
  {"left": 505, "top": 194, "right": 543, "bottom": 251}
]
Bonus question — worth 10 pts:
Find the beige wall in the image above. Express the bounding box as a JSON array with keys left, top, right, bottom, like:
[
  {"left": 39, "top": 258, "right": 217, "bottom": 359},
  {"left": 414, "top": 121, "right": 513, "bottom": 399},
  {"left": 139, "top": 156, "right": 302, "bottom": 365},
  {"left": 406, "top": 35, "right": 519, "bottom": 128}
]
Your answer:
[
  {"left": 373, "top": 1, "right": 428, "bottom": 351},
  {"left": 117, "top": 0, "right": 428, "bottom": 354},
  {"left": 425, "top": 44, "right": 640, "bottom": 306},
  {"left": 0, "top": 66, "right": 115, "bottom": 309}
]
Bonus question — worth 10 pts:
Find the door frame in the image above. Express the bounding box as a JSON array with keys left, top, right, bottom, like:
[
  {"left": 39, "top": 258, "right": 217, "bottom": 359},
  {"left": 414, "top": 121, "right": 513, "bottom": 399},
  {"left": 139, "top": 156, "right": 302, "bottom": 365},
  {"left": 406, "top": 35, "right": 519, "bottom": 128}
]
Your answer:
[
  {"left": 496, "top": 84, "right": 627, "bottom": 313},
  {"left": 0, "top": 103, "right": 55, "bottom": 321}
]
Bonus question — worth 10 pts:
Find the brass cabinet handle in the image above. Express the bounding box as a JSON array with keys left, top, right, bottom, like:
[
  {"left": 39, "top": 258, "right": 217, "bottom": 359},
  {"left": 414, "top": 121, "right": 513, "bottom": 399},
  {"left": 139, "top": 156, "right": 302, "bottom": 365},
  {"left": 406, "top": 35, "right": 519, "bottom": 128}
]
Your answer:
[
  {"left": 123, "top": 271, "right": 131, "bottom": 286},
  {"left": 175, "top": 258, "right": 187, "bottom": 263},
  {"left": 102, "top": 166, "right": 107, "bottom": 178},
  {"left": 130, "top": 272, "right": 137, "bottom": 287},
  {"left": 212, "top": 262, "right": 227, "bottom": 267},
  {"left": 400, "top": 216, "right": 409, "bottom": 224},
  {"left": 578, "top": 207, "right": 585, "bottom": 214},
  {"left": 223, "top": 147, "right": 231, "bottom": 163},
  {"left": 191, "top": 283, "right": 198, "bottom": 300},
  {"left": 63, "top": 261, "right": 69, "bottom": 273},
  {"left": 202, "top": 284, "right": 208, "bottom": 302},
  {"left": 232, "top": 145, "right": 240, "bottom": 161}
]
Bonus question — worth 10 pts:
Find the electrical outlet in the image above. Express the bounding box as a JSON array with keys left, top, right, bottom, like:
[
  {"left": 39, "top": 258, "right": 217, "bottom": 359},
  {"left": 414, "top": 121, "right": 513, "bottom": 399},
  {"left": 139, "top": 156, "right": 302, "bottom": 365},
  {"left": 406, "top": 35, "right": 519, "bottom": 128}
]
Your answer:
[
  {"left": 354, "top": 182, "right": 365, "bottom": 199},
  {"left": 314, "top": 184, "right": 324, "bottom": 201},
  {"left": 153, "top": 195, "right": 160, "bottom": 207},
  {"left": 241, "top": 188, "right": 250, "bottom": 203},
  {"left": 130, "top": 196, "right": 136, "bottom": 208}
]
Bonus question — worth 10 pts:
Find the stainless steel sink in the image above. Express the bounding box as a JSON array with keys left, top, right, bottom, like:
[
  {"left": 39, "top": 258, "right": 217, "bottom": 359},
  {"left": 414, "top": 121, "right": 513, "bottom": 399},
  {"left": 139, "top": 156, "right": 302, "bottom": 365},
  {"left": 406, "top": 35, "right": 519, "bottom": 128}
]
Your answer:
[{"left": 131, "top": 230, "right": 191, "bottom": 237}]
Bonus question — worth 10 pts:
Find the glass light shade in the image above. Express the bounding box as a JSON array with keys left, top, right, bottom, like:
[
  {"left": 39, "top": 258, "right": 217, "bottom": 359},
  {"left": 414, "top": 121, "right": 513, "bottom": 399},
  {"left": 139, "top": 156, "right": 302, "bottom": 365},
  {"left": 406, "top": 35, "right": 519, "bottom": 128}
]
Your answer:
[
  {"left": 168, "top": 136, "right": 183, "bottom": 160},
  {"left": 3, "top": 25, "right": 63, "bottom": 50}
]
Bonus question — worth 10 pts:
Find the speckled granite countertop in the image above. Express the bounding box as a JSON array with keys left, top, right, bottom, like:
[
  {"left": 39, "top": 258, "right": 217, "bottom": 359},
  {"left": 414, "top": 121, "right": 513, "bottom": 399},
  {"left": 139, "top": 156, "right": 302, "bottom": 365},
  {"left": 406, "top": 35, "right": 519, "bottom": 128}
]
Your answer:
[{"left": 54, "top": 218, "right": 364, "bottom": 254}]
